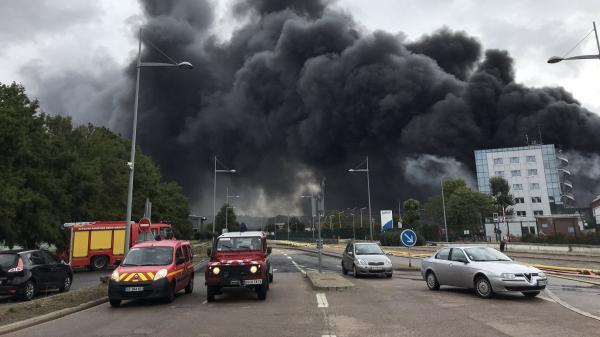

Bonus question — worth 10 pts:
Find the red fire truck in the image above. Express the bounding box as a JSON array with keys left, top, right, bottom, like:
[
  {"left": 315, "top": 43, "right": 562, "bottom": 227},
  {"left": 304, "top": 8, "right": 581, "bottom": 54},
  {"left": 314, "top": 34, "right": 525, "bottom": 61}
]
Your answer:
[{"left": 63, "top": 220, "right": 175, "bottom": 270}]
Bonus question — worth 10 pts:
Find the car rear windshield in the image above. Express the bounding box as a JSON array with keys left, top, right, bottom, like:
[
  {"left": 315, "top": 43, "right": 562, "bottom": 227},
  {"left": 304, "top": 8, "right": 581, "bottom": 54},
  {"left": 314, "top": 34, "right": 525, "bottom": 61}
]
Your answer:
[
  {"left": 122, "top": 247, "right": 173, "bottom": 266},
  {"left": 217, "top": 237, "right": 261, "bottom": 251},
  {"left": 463, "top": 247, "right": 511, "bottom": 261},
  {"left": 355, "top": 244, "right": 384, "bottom": 255},
  {"left": 0, "top": 254, "right": 18, "bottom": 270}
]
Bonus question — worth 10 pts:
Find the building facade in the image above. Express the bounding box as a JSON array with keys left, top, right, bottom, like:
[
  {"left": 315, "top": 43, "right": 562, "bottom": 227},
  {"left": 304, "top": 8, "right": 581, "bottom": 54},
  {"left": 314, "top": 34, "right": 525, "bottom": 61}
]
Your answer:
[{"left": 475, "top": 144, "right": 569, "bottom": 239}]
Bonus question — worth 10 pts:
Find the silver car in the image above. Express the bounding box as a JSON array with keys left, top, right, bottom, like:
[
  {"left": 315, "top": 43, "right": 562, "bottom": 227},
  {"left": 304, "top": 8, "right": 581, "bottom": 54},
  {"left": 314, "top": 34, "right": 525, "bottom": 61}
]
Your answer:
[
  {"left": 341, "top": 242, "right": 393, "bottom": 278},
  {"left": 421, "top": 246, "right": 547, "bottom": 298}
]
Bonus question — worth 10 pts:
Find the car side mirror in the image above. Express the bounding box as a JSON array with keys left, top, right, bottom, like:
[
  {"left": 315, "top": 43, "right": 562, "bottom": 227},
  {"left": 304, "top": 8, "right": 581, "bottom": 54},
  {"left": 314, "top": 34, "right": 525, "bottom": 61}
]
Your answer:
[
  {"left": 267, "top": 247, "right": 272, "bottom": 255},
  {"left": 206, "top": 248, "right": 212, "bottom": 257},
  {"left": 348, "top": 251, "right": 353, "bottom": 256},
  {"left": 114, "top": 260, "right": 121, "bottom": 266},
  {"left": 460, "top": 258, "right": 469, "bottom": 264}
]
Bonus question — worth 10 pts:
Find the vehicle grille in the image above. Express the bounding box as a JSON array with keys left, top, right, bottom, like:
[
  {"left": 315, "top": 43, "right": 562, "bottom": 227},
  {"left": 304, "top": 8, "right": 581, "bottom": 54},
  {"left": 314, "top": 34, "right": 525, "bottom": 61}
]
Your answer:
[
  {"left": 222, "top": 265, "right": 250, "bottom": 279},
  {"left": 368, "top": 262, "right": 384, "bottom": 266}
]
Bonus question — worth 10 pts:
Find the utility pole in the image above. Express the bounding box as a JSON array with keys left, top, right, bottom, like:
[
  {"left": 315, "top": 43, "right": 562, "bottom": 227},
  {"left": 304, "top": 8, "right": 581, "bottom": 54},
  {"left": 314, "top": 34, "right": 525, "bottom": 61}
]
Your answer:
[{"left": 441, "top": 180, "right": 449, "bottom": 242}]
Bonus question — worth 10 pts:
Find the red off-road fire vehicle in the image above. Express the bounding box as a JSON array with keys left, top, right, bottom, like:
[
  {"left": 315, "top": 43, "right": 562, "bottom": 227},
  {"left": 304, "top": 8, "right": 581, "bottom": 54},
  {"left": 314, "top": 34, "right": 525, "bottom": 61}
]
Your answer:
[{"left": 204, "top": 231, "right": 273, "bottom": 301}]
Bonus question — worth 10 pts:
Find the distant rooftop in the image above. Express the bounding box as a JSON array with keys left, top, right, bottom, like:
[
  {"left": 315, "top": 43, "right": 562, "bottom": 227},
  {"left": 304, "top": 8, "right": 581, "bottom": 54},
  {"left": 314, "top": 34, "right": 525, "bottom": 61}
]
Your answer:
[{"left": 474, "top": 144, "right": 555, "bottom": 154}]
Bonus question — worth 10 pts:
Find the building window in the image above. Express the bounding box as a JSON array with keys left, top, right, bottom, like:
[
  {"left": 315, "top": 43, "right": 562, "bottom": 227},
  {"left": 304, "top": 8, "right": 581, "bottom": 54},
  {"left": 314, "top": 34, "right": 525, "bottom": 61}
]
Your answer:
[
  {"left": 568, "top": 227, "right": 575, "bottom": 233},
  {"left": 527, "top": 155, "right": 536, "bottom": 163},
  {"left": 527, "top": 169, "right": 538, "bottom": 176},
  {"left": 511, "top": 170, "right": 521, "bottom": 177},
  {"left": 494, "top": 158, "right": 503, "bottom": 165},
  {"left": 510, "top": 157, "right": 520, "bottom": 164},
  {"left": 494, "top": 171, "right": 504, "bottom": 177},
  {"left": 516, "top": 211, "right": 527, "bottom": 217},
  {"left": 512, "top": 184, "right": 523, "bottom": 191},
  {"left": 531, "top": 197, "right": 542, "bottom": 203},
  {"left": 514, "top": 197, "right": 525, "bottom": 204},
  {"left": 530, "top": 183, "right": 540, "bottom": 190},
  {"left": 549, "top": 196, "right": 555, "bottom": 203},
  {"left": 533, "top": 210, "right": 544, "bottom": 216}
]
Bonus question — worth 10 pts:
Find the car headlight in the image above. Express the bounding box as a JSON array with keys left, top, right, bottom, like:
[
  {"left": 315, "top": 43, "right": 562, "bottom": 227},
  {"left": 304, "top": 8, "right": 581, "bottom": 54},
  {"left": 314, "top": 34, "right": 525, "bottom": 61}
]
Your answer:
[
  {"left": 211, "top": 266, "right": 221, "bottom": 275},
  {"left": 385, "top": 259, "right": 392, "bottom": 266},
  {"left": 250, "top": 265, "right": 259, "bottom": 274},
  {"left": 111, "top": 270, "right": 120, "bottom": 282},
  {"left": 154, "top": 269, "right": 168, "bottom": 280},
  {"left": 538, "top": 271, "right": 545, "bottom": 278},
  {"left": 357, "top": 259, "right": 366, "bottom": 266},
  {"left": 500, "top": 273, "right": 516, "bottom": 280}
]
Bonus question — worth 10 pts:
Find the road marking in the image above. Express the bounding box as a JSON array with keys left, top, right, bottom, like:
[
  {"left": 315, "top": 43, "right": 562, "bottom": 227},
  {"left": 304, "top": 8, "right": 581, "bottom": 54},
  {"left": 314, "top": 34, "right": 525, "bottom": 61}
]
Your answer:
[
  {"left": 545, "top": 288, "right": 600, "bottom": 321},
  {"left": 287, "top": 256, "right": 292, "bottom": 259},
  {"left": 316, "top": 293, "right": 329, "bottom": 308},
  {"left": 322, "top": 335, "right": 337, "bottom": 337},
  {"left": 202, "top": 300, "right": 207, "bottom": 304}
]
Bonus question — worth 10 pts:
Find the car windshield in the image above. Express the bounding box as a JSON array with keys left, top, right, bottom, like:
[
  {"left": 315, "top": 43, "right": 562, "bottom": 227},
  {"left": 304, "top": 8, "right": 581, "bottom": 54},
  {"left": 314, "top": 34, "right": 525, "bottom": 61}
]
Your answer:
[
  {"left": 0, "top": 254, "right": 18, "bottom": 270},
  {"left": 217, "top": 237, "right": 261, "bottom": 251},
  {"left": 122, "top": 247, "right": 173, "bottom": 266},
  {"left": 355, "top": 244, "right": 384, "bottom": 255},
  {"left": 464, "top": 247, "right": 511, "bottom": 261}
]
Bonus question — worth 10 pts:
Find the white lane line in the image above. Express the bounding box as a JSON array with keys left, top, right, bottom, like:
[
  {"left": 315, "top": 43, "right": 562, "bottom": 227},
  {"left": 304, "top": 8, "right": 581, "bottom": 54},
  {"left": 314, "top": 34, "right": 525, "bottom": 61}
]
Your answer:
[
  {"left": 316, "top": 293, "right": 329, "bottom": 308},
  {"left": 545, "top": 288, "right": 600, "bottom": 321},
  {"left": 202, "top": 300, "right": 207, "bottom": 304},
  {"left": 322, "top": 335, "right": 337, "bottom": 337}
]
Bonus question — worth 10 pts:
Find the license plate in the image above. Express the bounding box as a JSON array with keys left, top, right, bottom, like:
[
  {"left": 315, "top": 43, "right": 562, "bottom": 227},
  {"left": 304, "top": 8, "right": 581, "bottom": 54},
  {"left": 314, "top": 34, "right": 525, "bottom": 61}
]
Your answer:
[
  {"left": 371, "top": 266, "right": 383, "bottom": 271},
  {"left": 125, "top": 286, "right": 144, "bottom": 292},
  {"left": 537, "top": 279, "right": 547, "bottom": 286},
  {"left": 243, "top": 279, "right": 262, "bottom": 285},
  {"left": 230, "top": 280, "right": 241, "bottom": 285}
]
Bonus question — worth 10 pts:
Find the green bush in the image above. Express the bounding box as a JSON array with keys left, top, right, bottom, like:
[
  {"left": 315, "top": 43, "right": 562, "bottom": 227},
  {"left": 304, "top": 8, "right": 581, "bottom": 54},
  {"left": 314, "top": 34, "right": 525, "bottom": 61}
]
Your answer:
[{"left": 520, "top": 232, "right": 600, "bottom": 245}]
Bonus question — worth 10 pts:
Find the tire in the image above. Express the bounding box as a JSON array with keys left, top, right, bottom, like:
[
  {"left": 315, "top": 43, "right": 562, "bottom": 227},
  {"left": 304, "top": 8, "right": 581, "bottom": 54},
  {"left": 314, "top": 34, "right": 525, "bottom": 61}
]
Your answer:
[
  {"left": 522, "top": 291, "right": 540, "bottom": 298},
  {"left": 256, "top": 275, "right": 268, "bottom": 300},
  {"left": 90, "top": 255, "right": 108, "bottom": 271},
  {"left": 164, "top": 282, "right": 176, "bottom": 303},
  {"left": 207, "top": 286, "right": 217, "bottom": 302},
  {"left": 342, "top": 263, "right": 348, "bottom": 275},
  {"left": 353, "top": 265, "right": 360, "bottom": 278},
  {"left": 474, "top": 276, "right": 493, "bottom": 298},
  {"left": 269, "top": 272, "right": 274, "bottom": 283},
  {"left": 19, "top": 280, "right": 36, "bottom": 301},
  {"left": 426, "top": 271, "right": 440, "bottom": 290},
  {"left": 59, "top": 275, "right": 72, "bottom": 292},
  {"left": 109, "top": 299, "right": 121, "bottom": 307},
  {"left": 185, "top": 275, "right": 194, "bottom": 294},
  {"left": 386, "top": 273, "right": 393, "bottom": 279}
]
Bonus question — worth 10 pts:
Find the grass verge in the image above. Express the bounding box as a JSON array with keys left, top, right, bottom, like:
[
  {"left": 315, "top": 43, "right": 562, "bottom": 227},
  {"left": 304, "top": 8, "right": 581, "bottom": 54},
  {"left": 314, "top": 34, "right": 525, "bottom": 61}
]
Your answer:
[{"left": 0, "top": 284, "right": 106, "bottom": 327}]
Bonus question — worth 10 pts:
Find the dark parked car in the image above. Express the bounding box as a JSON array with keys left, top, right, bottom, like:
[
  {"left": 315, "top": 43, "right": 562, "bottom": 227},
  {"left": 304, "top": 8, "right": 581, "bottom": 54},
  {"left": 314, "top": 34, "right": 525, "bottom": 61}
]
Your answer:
[{"left": 0, "top": 249, "right": 73, "bottom": 301}]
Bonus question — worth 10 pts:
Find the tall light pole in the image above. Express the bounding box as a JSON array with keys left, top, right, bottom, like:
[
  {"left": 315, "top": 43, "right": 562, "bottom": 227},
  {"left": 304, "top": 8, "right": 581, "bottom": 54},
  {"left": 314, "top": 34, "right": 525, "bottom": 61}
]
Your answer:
[
  {"left": 301, "top": 194, "right": 315, "bottom": 242},
  {"left": 213, "top": 156, "right": 236, "bottom": 236},
  {"left": 548, "top": 22, "right": 600, "bottom": 64},
  {"left": 441, "top": 180, "right": 449, "bottom": 242},
  {"left": 348, "top": 156, "right": 373, "bottom": 241},
  {"left": 124, "top": 28, "right": 193, "bottom": 254}
]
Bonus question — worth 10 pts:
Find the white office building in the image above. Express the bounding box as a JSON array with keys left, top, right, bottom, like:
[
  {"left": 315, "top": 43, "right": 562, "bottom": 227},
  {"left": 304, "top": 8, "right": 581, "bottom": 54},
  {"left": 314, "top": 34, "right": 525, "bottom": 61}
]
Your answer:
[{"left": 474, "top": 144, "right": 570, "bottom": 240}]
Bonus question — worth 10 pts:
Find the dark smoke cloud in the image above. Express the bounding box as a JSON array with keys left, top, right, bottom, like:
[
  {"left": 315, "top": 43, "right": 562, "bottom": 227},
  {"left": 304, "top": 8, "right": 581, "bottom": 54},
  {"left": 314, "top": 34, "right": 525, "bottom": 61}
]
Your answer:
[{"left": 127, "top": 0, "right": 600, "bottom": 215}]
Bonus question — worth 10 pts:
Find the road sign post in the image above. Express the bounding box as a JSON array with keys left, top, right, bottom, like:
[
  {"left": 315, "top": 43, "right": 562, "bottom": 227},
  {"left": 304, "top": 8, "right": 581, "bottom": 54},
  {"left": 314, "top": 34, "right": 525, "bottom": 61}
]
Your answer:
[{"left": 401, "top": 229, "right": 417, "bottom": 268}]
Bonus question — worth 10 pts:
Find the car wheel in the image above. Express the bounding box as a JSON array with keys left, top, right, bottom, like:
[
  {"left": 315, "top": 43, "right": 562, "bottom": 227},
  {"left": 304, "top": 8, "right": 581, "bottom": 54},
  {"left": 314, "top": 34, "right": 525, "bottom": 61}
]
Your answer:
[
  {"left": 257, "top": 275, "right": 268, "bottom": 300},
  {"left": 353, "top": 265, "right": 360, "bottom": 278},
  {"left": 269, "top": 270, "right": 274, "bottom": 283},
  {"left": 522, "top": 291, "right": 540, "bottom": 298},
  {"left": 185, "top": 275, "right": 194, "bottom": 294},
  {"left": 426, "top": 271, "right": 440, "bottom": 290},
  {"left": 59, "top": 275, "right": 72, "bottom": 292},
  {"left": 475, "top": 276, "right": 493, "bottom": 298},
  {"left": 164, "top": 282, "right": 176, "bottom": 303},
  {"left": 342, "top": 263, "right": 348, "bottom": 275},
  {"left": 91, "top": 255, "right": 108, "bottom": 271},
  {"left": 20, "top": 280, "right": 36, "bottom": 301},
  {"left": 206, "top": 286, "right": 217, "bottom": 302},
  {"left": 109, "top": 299, "right": 121, "bottom": 307},
  {"left": 386, "top": 272, "right": 393, "bottom": 278}
]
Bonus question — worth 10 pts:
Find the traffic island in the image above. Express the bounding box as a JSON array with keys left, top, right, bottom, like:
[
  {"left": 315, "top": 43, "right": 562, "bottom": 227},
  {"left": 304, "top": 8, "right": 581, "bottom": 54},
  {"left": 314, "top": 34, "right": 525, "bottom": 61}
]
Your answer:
[{"left": 306, "top": 271, "right": 354, "bottom": 290}]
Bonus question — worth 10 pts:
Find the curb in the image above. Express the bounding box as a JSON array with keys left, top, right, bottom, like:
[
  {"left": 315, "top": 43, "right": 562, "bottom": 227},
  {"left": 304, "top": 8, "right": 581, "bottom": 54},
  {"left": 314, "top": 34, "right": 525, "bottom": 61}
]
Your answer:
[{"left": 0, "top": 297, "right": 108, "bottom": 336}]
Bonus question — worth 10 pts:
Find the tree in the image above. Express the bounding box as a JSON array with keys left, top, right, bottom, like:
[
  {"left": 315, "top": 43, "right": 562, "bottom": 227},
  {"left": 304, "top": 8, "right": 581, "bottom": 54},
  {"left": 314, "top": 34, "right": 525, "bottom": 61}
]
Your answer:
[
  {"left": 447, "top": 186, "right": 494, "bottom": 238},
  {"left": 402, "top": 199, "right": 421, "bottom": 228},
  {"left": 288, "top": 217, "right": 305, "bottom": 231},
  {"left": 489, "top": 176, "right": 514, "bottom": 216},
  {"left": 214, "top": 204, "right": 239, "bottom": 234}
]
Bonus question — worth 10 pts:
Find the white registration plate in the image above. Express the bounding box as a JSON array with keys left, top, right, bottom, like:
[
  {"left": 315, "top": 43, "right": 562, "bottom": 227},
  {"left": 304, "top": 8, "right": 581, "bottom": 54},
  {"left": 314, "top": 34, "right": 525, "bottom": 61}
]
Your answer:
[
  {"left": 243, "top": 279, "right": 262, "bottom": 285},
  {"left": 125, "top": 286, "right": 144, "bottom": 292},
  {"left": 537, "top": 279, "right": 547, "bottom": 286}
]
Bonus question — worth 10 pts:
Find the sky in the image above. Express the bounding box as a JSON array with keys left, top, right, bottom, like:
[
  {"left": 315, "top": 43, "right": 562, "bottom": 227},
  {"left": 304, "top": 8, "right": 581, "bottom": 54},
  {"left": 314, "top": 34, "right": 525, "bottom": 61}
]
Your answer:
[{"left": 2, "top": 0, "right": 600, "bottom": 124}]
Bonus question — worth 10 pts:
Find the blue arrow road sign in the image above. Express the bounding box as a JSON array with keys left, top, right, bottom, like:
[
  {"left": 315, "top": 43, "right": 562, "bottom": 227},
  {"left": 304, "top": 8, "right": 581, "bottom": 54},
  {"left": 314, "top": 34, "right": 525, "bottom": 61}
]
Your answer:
[{"left": 401, "top": 229, "right": 417, "bottom": 247}]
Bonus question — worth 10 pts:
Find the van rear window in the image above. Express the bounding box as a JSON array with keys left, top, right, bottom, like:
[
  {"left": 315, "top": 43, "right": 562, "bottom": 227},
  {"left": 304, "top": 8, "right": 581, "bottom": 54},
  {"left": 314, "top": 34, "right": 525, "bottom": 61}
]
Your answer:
[{"left": 0, "top": 254, "right": 18, "bottom": 270}]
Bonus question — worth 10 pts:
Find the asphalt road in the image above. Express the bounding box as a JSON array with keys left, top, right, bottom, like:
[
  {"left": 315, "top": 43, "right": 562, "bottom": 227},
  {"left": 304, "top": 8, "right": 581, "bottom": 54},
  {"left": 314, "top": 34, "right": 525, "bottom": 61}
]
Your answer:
[{"left": 5, "top": 248, "right": 600, "bottom": 337}]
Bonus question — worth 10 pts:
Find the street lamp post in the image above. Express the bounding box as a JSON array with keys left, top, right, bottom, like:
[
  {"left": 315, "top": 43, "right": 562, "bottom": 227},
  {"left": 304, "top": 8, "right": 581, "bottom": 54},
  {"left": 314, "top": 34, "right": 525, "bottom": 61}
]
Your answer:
[
  {"left": 441, "top": 180, "right": 449, "bottom": 242},
  {"left": 348, "top": 156, "right": 373, "bottom": 241},
  {"left": 548, "top": 22, "right": 600, "bottom": 64},
  {"left": 213, "top": 156, "right": 236, "bottom": 236},
  {"left": 124, "top": 28, "right": 193, "bottom": 254},
  {"left": 300, "top": 194, "right": 315, "bottom": 242}
]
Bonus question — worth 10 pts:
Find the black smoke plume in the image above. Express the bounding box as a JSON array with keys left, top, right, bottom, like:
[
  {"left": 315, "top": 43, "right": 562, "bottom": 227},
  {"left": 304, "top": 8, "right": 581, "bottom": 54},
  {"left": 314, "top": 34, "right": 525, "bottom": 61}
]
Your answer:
[{"left": 126, "top": 0, "right": 600, "bottom": 216}]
